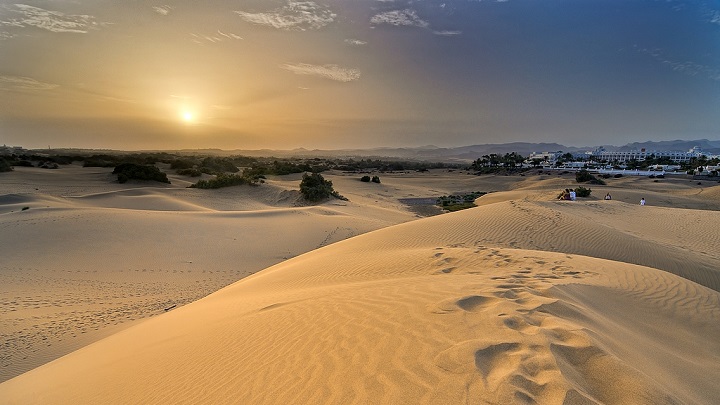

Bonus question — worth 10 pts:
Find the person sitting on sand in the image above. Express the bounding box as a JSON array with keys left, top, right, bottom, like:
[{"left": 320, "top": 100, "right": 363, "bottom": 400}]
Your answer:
[
  {"left": 640, "top": 198, "right": 646, "bottom": 206},
  {"left": 569, "top": 189, "right": 576, "bottom": 201},
  {"left": 605, "top": 193, "right": 612, "bottom": 200}
]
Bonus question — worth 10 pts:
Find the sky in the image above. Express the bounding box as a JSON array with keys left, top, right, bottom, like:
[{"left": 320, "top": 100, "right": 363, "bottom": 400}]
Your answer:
[{"left": 0, "top": 0, "right": 719, "bottom": 150}]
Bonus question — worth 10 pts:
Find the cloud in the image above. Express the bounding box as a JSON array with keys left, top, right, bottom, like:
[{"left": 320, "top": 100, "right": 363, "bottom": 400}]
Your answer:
[
  {"left": 281, "top": 63, "right": 361, "bottom": 82},
  {"left": 152, "top": 6, "right": 172, "bottom": 16},
  {"left": 344, "top": 39, "right": 367, "bottom": 46},
  {"left": 0, "top": 31, "right": 16, "bottom": 40},
  {"left": 433, "top": 30, "right": 461, "bottom": 36},
  {"left": 190, "top": 30, "right": 243, "bottom": 44},
  {"left": 370, "top": 9, "right": 429, "bottom": 28},
  {"left": 0, "top": 75, "right": 59, "bottom": 91},
  {"left": 662, "top": 59, "right": 720, "bottom": 81},
  {"left": 638, "top": 47, "right": 720, "bottom": 82},
  {"left": 708, "top": 9, "right": 720, "bottom": 25},
  {"left": 235, "top": 1, "right": 336, "bottom": 31},
  {"left": 0, "top": 4, "right": 97, "bottom": 33}
]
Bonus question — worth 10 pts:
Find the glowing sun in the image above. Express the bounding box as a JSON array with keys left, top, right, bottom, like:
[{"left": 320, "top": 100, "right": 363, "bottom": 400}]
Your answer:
[{"left": 180, "top": 110, "right": 195, "bottom": 123}]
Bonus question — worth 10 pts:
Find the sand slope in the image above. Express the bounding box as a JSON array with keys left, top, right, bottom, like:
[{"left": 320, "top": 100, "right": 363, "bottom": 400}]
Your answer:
[
  {"left": 1, "top": 200, "right": 718, "bottom": 404},
  {"left": 0, "top": 167, "right": 421, "bottom": 382}
]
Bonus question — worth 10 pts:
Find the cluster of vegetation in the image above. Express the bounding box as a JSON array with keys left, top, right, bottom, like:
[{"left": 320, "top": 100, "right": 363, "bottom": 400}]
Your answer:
[
  {"left": 112, "top": 163, "right": 170, "bottom": 184},
  {"left": 198, "top": 157, "right": 240, "bottom": 174},
  {"left": 469, "top": 152, "right": 533, "bottom": 174},
  {"left": 299, "top": 173, "right": 346, "bottom": 202},
  {"left": 176, "top": 168, "right": 203, "bottom": 177},
  {"left": 574, "top": 186, "right": 592, "bottom": 197},
  {"left": 0, "top": 158, "right": 12, "bottom": 172},
  {"left": 189, "top": 173, "right": 260, "bottom": 189},
  {"left": 335, "top": 159, "right": 456, "bottom": 172},
  {"left": 575, "top": 169, "right": 606, "bottom": 185},
  {"left": 436, "top": 192, "right": 486, "bottom": 211},
  {"left": 0, "top": 154, "right": 76, "bottom": 169},
  {"left": 360, "top": 175, "right": 381, "bottom": 183}
]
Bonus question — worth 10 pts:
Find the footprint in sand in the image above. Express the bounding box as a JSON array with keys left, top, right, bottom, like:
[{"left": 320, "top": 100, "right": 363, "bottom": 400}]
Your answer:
[{"left": 429, "top": 295, "right": 496, "bottom": 314}]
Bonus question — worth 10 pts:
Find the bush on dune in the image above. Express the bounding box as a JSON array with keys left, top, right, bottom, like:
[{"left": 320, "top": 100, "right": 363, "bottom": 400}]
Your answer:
[
  {"left": 189, "top": 173, "right": 259, "bottom": 189},
  {"left": 199, "top": 157, "right": 239, "bottom": 174},
  {"left": 112, "top": 163, "right": 170, "bottom": 184},
  {"left": 576, "top": 169, "right": 606, "bottom": 185},
  {"left": 574, "top": 186, "right": 592, "bottom": 197},
  {"left": 170, "top": 159, "right": 197, "bottom": 170},
  {"left": 299, "top": 173, "right": 346, "bottom": 202},
  {"left": 0, "top": 158, "right": 13, "bottom": 172},
  {"left": 177, "top": 168, "right": 202, "bottom": 177}
]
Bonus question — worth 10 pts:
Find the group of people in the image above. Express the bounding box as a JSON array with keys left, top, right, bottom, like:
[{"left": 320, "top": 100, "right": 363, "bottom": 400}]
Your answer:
[
  {"left": 559, "top": 190, "right": 646, "bottom": 206},
  {"left": 558, "top": 189, "right": 576, "bottom": 201}
]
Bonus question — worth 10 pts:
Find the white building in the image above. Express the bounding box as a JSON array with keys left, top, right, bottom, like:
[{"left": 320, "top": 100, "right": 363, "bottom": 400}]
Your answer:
[
  {"left": 526, "top": 151, "right": 561, "bottom": 165},
  {"left": 590, "top": 146, "right": 705, "bottom": 163}
]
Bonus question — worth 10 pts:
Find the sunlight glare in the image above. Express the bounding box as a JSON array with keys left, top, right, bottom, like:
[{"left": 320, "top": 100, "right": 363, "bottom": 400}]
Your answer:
[{"left": 181, "top": 110, "right": 194, "bottom": 123}]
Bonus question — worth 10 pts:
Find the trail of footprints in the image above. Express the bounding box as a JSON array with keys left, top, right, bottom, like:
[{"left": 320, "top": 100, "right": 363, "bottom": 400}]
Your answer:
[
  {"left": 430, "top": 246, "right": 608, "bottom": 404},
  {"left": 0, "top": 265, "right": 253, "bottom": 377}
]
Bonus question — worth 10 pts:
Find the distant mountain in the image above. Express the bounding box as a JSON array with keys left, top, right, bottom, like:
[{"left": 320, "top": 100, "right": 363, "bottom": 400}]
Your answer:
[
  {"left": 612, "top": 139, "right": 720, "bottom": 154},
  {"left": 30, "top": 139, "right": 720, "bottom": 162},
  {"left": 207, "top": 142, "right": 587, "bottom": 162}
]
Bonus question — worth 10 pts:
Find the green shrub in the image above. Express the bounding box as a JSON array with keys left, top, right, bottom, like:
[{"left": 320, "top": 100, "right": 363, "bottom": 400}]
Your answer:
[
  {"left": 299, "top": 173, "right": 344, "bottom": 201},
  {"left": 177, "top": 168, "right": 202, "bottom": 177},
  {"left": 360, "top": 175, "right": 371, "bottom": 182},
  {"left": 575, "top": 169, "right": 593, "bottom": 182},
  {"left": 0, "top": 158, "right": 12, "bottom": 172},
  {"left": 576, "top": 169, "right": 606, "bottom": 185},
  {"left": 112, "top": 163, "right": 170, "bottom": 184},
  {"left": 574, "top": 186, "right": 592, "bottom": 197},
  {"left": 170, "top": 159, "right": 197, "bottom": 170},
  {"left": 189, "top": 173, "right": 257, "bottom": 189},
  {"left": 199, "top": 157, "right": 239, "bottom": 174}
]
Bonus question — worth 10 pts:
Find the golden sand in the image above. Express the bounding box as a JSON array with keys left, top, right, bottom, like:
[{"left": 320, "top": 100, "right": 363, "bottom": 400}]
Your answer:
[{"left": 1, "top": 165, "right": 718, "bottom": 404}]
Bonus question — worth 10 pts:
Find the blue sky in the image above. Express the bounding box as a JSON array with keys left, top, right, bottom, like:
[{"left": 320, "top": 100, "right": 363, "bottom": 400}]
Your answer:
[{"left": 0, "top": 0, "right": 718, "bottom": 150}]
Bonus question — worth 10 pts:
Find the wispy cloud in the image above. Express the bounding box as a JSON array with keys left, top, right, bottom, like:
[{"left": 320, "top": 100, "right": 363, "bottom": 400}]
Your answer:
[
  {"left": 0, "top": 31, "right": 16, "bottom": 40},
  {"left": 281, "top": 63, "right": 361, "bottom": 82},
  {"left": 708, "top": 9, "right": 720, "bottom": 25},
  {"left": 370, "top": 9, "right": 429, "bottom": 28},
  {"left": 0, "top": 75, "right": 59, "bottom": 91},
  {"left": 190, "top": 30, "right": 243, "bottom": 44},
  {"left": 152, "top": 6, "right": 172, "bottom": 16},
  {"left": 236, "top": 1, "right": 336, "bottom": 31},
  {"left": 344, "top": 39, "right": 367, "bottom": 46},
  {"left": 0, "top": 4, "right": 98, "bottom": 33},
  {"left": 433, "top": 30, "right": 461, "bottom": 36},
  {"left": 638, "top": 47, "right": 720, "bottom": 81}
]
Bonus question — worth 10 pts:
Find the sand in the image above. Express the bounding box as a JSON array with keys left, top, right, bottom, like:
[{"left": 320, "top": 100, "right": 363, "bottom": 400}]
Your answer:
[{"left": 1, "top": 164, "right": 719, "bottom": 404}]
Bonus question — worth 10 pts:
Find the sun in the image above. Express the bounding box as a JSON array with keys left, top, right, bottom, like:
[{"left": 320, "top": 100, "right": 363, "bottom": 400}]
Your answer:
[{"left": 180, "top": 110, "right": 194, "bottom": 123}]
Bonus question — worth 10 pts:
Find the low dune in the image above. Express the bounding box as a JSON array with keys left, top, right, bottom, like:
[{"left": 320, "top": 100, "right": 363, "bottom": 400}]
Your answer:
[{"left": 1, "top": 165, "right": 719, "bottom": 404}]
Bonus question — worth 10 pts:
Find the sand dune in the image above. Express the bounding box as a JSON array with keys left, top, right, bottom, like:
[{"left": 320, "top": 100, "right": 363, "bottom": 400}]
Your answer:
[
  {"left": 1, "top": 166, "right": 719, "bottom": 404},
  {"left": 0, "top": 166, "right": 421, "bottom": 382},
  {"left": 1, "top": 190, "right": 719, "bottom": 404}
]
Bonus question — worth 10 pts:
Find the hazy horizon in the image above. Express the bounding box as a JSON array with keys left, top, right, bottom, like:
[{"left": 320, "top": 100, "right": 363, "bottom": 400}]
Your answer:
[{"left": 1, "top": 0, "right": 719, "bottom": 150}]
